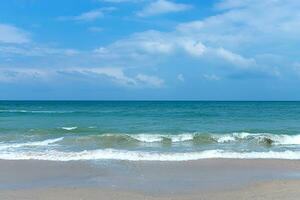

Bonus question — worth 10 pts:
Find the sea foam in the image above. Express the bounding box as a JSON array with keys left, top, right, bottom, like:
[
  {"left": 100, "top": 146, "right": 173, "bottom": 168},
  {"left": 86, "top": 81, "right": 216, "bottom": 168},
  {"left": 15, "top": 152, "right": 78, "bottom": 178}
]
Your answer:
[
  {"left": 1, "top": 149, "right": 300, "bottom": 161},
  {"left": 0, "top": 137, "right": 63, "bottom": 150},
  {"left": 93, "top": 132, "right": 300, "bottom": 145},
  {"left": 61, "top": 127, "right": 78, "bottom": 131}
]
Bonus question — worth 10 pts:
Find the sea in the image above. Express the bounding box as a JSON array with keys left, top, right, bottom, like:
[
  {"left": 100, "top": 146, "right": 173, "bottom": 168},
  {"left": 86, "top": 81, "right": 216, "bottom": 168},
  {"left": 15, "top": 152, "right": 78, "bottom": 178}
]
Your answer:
[{"left": 1, "top": 101, "right": 300, "bottom": 161}]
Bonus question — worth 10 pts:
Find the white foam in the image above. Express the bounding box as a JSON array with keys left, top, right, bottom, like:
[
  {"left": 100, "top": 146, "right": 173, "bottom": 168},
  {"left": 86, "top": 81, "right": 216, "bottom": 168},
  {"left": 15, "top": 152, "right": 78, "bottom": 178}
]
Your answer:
[
  {"left": 171, "top": 134, "right": 194, "bottom": 142},
  {"left": 212, "top": 132, "right": 300, "bottom": 145},
  {"left": 0, "top": 137, "right": 64, "bottom": 150},
  {"left": 232, "top": 132, "right": 255, "bottom": 138},
  {"left": 130, "top": 134, "right": 163, "bottom": 143},
  {"left": 215, "top": 135, "right": 236, "bottom": 143},
  {"left": 230, "top": 132, "right": 300, "bottom": 145},
  {"left": 128, "top": 134, "right": 194, "bottom": 143},
  {"left": 270, "top": 134, "right": 300, "bottom": 145},
  {"left": 0, "top": 109, "right": 28, "bottom": 113},
  {"left": 1, "top": 149, "right": 300, "bottom": 161},
  {"left": 62, "top": 127, "right": 78, "bottom": 131},
  {"left": 101, "top": 132, "right": 300, "bottom": 145}
]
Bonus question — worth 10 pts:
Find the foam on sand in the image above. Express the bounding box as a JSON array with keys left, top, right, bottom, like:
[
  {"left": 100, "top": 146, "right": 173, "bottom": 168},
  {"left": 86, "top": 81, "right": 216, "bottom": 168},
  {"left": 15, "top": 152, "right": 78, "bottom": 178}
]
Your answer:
[{"left": 1, "top": 149, "right": 300, "bottom": 161}]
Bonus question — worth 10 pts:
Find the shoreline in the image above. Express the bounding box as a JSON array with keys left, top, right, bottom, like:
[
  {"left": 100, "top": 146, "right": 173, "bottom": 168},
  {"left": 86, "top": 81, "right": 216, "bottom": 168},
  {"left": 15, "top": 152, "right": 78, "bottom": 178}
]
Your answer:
[
  {"left": 0, "top": 159, "right": 300, "bottom": 199},
  {"left": 1, "top": 180, "right": 300, "bottom": 200}
]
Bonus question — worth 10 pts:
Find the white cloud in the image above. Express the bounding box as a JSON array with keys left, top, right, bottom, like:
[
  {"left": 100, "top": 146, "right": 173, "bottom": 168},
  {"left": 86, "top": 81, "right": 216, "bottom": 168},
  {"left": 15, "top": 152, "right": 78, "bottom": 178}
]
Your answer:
[
  {"left": 0, "top": 68, "right": 48, "bottom": 82},
  {"left": 93, "top": 30, "right": 175, "bottom": 61},
  {"left": 137, "top": 0, "right": 192, "bottom": 17},
  {"left": 91, "top": 0, "right": 300, "bottom": 75},
  {"left": 0, "top": 24, "right": 30, "bottom": 44},
  {"left": 0, "top": 67, "right": 164, "bottom": 88},
  {"left": 65, "top": 67, "right": 137, "bottom": 86},
  {"left": 216, "top": 48, "right": 255, "bottom": 67},
  {"left": 58, "top": 7, "right": 116, "bottom": 22},
  {"left": 64, "top": 68, "right": 165, "bottom": 87},
  {"left": 179, "top": 39, "right": 206, "bottom": 57},
  {"left": 293, "top": 63, "right": 300, "bottom": 76},
  {"left": 0, "top": 45, "right": 80, "bottom": 57},
  {"left": 177, "top": 74, "right": 184, "bottom": 82},
  {"left": 126, "top": 31, "right": 174, "bottom": 54},
  {"left": 203, "top": 74, "right": 220, "bottom": 81},
  {"left": 93, "top": 30, "right": 206, "bottom": 60},
  {"left": 59, "top": 10, "right": 103, "bottom": 21},
  {"left": 100, "top": 0, "right": 143, "bottom": 2},
  {"left": 136, "top": 74, "right": 164, "bottom": 87},
  {"left": 88, "top": 27, "right": 103, "bottom": 32},
  {"left": 177, "top": 0, "right": 300, "bottom": 46},
  {"left": 93, "top": 29, "right": 256, "bottom": 70},
  {"left": 215, "top": 0, "right": 251, "bottom": 10},
  {"left": 4, "top": 0, "right": 300, "bottom": 85},
  {"left": 74, "top": 10, "right": 104, "bottom": 21}
]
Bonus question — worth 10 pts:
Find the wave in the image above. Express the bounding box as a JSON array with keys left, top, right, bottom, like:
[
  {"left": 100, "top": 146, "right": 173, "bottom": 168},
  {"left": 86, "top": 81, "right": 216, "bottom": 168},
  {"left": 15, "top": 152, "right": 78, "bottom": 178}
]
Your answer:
[
  {"left": 229, "top": 132, "right": 300, "bottom": 145},
  {"left": 74, "top": 132, "right": 300, "bottom": 146},
  {"left": 1, "top": 132, "right": 300, "bottom": 161},
  {"left": 61, "top": 127, "right": 78, "bottom": 131},
  {"left": 131, "top": 134, "right": 194, "bottom": 143},
  {"left": 1, "top": 133, "right": 300, "bottom": 151},
  {"left": 0, "top": 137, "right": 63, "bottom": 150},
  {"left": 97, "top": 133, "right": 209, "bottom": 143},
  {"left": 1, "top": 149, "right": 300, "bottom": 161}
]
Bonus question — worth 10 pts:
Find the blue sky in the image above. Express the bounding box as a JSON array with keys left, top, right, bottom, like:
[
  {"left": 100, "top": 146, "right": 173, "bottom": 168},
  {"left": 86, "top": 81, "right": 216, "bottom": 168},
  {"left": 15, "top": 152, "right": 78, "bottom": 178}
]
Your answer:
[{"left": 1, "top": 0, "right": 300, "bottom": 100}]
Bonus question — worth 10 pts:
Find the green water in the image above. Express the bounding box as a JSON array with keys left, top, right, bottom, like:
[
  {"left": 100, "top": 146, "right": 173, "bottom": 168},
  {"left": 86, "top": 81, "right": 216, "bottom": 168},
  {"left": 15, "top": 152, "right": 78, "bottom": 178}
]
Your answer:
[{"left": 1, "top": 101, "right": 300, "bottom": 161}]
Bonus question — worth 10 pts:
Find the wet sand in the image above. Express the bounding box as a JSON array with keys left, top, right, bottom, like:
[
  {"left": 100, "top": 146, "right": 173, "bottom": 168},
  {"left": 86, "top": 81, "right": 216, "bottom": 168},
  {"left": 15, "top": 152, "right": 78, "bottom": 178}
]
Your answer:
[{"left": 0, "top": 159, "right": 300, "bottom": 199}]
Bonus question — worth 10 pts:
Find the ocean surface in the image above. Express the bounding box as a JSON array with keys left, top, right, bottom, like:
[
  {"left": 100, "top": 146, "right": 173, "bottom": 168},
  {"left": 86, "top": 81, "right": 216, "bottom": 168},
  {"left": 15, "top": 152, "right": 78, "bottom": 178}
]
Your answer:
[{"left": 1, "top": 101, "right": 300, "bottom": 161}]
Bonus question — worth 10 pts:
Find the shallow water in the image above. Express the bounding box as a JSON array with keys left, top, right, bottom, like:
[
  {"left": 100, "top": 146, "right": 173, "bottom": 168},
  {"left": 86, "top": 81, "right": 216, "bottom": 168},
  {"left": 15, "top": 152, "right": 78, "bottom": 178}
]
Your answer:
[{"left": 1, "top": 101, "right": 300, "bottom": 161}]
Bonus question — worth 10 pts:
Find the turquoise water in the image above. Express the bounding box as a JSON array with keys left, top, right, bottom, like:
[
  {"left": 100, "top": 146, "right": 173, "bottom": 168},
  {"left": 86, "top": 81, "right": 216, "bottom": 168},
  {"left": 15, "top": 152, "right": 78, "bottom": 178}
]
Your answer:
[{"left": 1, "top": 101, "right": 300, "bottom": 161}]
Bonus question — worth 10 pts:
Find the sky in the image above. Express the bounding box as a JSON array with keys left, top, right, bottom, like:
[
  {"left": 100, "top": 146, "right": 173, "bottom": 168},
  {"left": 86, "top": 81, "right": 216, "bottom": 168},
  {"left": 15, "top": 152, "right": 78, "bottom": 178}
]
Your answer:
[{"left": 1, "top": 0, "right": 300, "bottom": 100}]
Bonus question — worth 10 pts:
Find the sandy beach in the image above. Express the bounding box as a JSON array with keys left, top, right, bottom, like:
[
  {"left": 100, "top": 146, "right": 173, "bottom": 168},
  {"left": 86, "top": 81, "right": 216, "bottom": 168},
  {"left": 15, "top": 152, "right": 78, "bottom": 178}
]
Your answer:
[{"left": 0, "top": 159, "right": 300, "bottom": 200}]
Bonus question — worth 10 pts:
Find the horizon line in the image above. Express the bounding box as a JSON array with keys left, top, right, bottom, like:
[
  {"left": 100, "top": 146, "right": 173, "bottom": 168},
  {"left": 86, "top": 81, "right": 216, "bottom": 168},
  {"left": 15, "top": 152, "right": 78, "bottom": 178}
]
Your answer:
[{"left": 1, "top": 100, "right": 300, "bottom": 102}]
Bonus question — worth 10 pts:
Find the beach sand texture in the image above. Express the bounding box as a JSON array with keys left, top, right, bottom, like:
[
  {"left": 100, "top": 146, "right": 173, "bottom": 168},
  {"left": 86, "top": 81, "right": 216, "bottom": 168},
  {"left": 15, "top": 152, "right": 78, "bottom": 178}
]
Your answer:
[{"left": 0, "top": 159, "right": 300, "bottom": 200}]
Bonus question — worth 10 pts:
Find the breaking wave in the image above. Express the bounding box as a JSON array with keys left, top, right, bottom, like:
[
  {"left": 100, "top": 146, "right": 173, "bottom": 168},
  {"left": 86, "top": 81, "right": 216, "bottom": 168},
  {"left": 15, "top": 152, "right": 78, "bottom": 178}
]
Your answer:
[
  {"left": 71, "top": 132, "right": 300, "bottom": 146},
  {"left": 61, "top": 127, "right": 78, "bottom": 131},
  {"left": 0, "top": 137, "right": 64, "bottom": 150},
  {"left": 1, "top": 149, "right": 300, "bottom": 161},
  {"left": 1, "top": 133, "right": 300, "bottom": 161}
]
